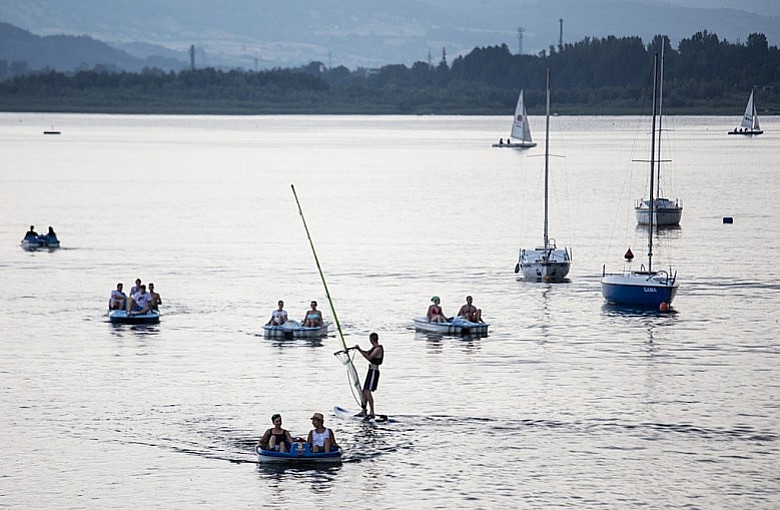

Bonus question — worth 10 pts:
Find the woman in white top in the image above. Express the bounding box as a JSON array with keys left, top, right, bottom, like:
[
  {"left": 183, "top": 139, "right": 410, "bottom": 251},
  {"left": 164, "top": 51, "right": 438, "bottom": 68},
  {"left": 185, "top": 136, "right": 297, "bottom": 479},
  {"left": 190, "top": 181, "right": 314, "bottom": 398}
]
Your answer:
[
  {"left": 306, "top": 412, "right": 338, "bottom": 453},
  {"left": 266, "top": 300, "right": 288, "bottom": 326}
]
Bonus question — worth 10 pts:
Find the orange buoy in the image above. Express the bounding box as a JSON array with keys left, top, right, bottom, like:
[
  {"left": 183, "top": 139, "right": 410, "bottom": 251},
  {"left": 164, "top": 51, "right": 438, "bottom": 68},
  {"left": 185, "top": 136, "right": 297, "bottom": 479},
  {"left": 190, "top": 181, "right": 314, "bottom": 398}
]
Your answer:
[{"left": 659, "top": 302, "right": 668, "bottom": 312}]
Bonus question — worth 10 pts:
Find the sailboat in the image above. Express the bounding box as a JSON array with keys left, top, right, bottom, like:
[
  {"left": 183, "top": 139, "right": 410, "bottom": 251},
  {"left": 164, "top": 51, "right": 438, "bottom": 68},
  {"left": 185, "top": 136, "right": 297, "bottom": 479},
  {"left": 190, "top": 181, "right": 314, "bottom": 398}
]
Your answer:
[
  {"left": 602, "top": 53, "right": 678, "bottom": 309},
  {"left": 514, "top": 69, "right": 571, "bottom": 282},
  {"left": 492, "top": 90, "right": 537, "bottom": 148},
  {"left": 728, "top": 90, "right": 763, "bottom": 135},
  {"left": 635, "top": 48, "right": 682, "bottom": 227}
]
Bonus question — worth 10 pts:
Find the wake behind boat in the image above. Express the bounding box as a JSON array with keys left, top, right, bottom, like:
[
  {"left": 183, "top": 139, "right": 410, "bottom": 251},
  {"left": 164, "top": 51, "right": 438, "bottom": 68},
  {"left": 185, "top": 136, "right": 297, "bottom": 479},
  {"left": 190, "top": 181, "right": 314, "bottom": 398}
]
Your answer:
[
  {"left": 492, "top": 89, "right": 537, "bottom": 148},
  {"left": 108, "top": 309, "right": 160, "bottom": 324},
  {"left": 728, "top": 89, "right": 763, "bottom": 136},
  {"left": 413, "top": 316, "right": 489, "bottom": 335},
  {"left": 256, "top": 443, "right": 342, "bottom": 464},
  {"left": 263, "top": 319, "right": 330, "bottom": 339}
]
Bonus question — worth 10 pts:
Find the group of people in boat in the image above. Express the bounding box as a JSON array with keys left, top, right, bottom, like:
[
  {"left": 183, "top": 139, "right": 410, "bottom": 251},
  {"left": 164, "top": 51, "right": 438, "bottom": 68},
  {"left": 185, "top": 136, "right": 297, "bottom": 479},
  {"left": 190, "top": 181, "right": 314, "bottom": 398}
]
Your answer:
[
  {"left": 108, "top": 278, "right": 162, "bottom": 316},
  {"left": 22, "top": 225, "right": 59, "bottom": 246},
  {"left": 426, "top": 295, "right": 484, "bottom": 324},
  {"left": 258, "top": 412, "right": 339, "bottom": 454},
  {"left": 265, "top": 299, "right": 323, "bottom": 328}
]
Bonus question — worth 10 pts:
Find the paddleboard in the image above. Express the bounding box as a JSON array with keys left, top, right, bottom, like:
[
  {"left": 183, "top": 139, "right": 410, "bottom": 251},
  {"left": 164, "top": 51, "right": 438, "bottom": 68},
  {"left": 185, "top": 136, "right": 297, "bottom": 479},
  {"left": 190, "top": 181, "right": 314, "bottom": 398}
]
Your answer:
[{"left": 333, "top": 405, "right": 390, "bottom": 423}]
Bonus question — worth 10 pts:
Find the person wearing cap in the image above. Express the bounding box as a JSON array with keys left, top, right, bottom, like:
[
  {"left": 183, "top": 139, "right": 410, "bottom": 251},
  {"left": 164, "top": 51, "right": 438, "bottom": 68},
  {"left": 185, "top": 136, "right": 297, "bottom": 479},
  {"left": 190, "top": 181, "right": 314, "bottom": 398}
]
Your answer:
[
  {"left": 457, "top": 295, "right": 483, "bottom": 323},
  {"left": 301, "top": 300, "right": 323, "bottom": 327},
  {"left": 354, "top": 332, "right": 384, "bottom": 418},
  {"left": 258, "top": 413, "right": 293, "bottom": 452},
  {"left": 266, "top": 300, "right": 288, "bottom": 326},
  {"left": 427, "top": 296, "right": 448, "bottom": 323},
  {"left": 307, "top": 412, "right": 338, "bottom": 453}
]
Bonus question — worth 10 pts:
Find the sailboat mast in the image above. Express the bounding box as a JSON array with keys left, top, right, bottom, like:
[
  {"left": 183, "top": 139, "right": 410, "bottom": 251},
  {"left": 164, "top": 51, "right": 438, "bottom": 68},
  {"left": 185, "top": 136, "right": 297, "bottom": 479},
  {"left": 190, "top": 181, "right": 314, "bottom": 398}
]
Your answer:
[
  {"left": 656, "top": 46, "right": 664, "bottom": 198},
  {"left": 648, "top": 54, "right": 658, "bottom": 273},
  {"left": 543, "top": 68, "right": 550, "bottom": 249}
]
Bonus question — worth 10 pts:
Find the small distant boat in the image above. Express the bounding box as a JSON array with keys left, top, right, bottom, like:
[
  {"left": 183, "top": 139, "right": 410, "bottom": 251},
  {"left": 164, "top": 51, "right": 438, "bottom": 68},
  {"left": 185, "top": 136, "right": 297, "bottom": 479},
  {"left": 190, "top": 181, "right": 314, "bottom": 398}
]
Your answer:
[
  {"left": 21, "top": 236, "right": 60, "bottom": 250},
  {"left": 492, "top": 90, "right": 537, "bottom": 148},
  {"left": 256, "top": 443, "right": 342, "bottom": 464},
  {"left": 636, "top": 48, "right": 682, "bottom": 227},
  {"left": 728, "top": 90, "right": 763, "bottom": 136},
  {"left": 412, "top": 316, "right": 489, "bottom": 335},
  {"left": 43, "top": 125, "right": 61, "bottom": 135},
  {"left": 602, "top": 53, "right": 679, "bottom": 310},
  {"left": 515, "top": 69, "right": 572, "bottom": 282},
  {"left": 263, "top": 320, "right": 330, "bottom": 339},
  {"left": 108, "top": 309, "right": 160, "bottom": 324}
]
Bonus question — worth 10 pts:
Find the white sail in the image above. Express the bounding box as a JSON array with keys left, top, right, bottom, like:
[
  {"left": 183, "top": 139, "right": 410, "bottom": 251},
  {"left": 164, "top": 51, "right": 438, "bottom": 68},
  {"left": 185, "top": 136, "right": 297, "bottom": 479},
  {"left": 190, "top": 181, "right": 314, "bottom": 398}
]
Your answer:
[
  {"left": 510, "top": 90, "right": 533, "bottom": 143},
  {"left": 740, "top": 91, "right": 755, "bottom": 130}
]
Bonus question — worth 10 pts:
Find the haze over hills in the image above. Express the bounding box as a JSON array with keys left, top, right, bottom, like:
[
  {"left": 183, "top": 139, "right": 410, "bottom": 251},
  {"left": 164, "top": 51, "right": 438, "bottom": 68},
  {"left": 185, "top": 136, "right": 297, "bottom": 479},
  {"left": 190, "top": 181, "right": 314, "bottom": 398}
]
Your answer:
[{"left": 1, "top": 0, "right": 778, "bottom": 72}]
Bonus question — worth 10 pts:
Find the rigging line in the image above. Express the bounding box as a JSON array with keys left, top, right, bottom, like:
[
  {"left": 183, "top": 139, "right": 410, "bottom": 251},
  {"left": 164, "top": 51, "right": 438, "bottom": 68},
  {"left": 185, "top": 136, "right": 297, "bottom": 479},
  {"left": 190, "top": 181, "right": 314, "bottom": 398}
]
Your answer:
[{"left": 290, "top": 184, "right": 348, "bottom": 353}]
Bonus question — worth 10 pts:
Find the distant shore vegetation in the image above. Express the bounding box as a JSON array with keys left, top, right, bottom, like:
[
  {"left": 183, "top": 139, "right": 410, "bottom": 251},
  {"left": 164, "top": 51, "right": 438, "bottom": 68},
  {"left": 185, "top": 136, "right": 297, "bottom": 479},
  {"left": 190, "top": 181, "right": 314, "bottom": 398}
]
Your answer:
[{"left": 1, "top": 31, "right": 778, "bottom": 115}]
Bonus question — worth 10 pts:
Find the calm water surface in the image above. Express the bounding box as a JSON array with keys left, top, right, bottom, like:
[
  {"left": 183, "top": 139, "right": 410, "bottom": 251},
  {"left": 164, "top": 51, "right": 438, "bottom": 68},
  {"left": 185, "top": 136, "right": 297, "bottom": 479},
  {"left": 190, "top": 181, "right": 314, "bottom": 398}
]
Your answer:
[{"left": 1, "top": 113, "right": 779, "bottom": 508}]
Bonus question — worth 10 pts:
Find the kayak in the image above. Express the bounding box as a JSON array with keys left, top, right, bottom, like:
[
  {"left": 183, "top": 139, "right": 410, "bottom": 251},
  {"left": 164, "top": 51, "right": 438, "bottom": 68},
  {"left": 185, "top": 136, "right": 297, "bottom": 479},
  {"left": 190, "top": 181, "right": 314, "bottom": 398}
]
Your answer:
[
  {"left": 263, "top": 319, "right": 330, "bottom": 339},
  {"left": 256, "top": 442, "right": 342, "bottom": 464},
  {"left": 412, "top": 316, "right": 489, "bottom": 335},
  {"left": 108, "top": 309, "right": 160, "bottom": 324}
]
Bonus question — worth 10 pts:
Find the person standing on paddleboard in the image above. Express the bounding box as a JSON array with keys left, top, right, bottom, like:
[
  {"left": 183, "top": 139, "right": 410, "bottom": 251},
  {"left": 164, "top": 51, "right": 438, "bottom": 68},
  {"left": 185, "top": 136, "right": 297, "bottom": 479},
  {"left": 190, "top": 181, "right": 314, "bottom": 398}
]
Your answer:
[{"left": 354, "top": 332, "right": 384, "bottom": 418}]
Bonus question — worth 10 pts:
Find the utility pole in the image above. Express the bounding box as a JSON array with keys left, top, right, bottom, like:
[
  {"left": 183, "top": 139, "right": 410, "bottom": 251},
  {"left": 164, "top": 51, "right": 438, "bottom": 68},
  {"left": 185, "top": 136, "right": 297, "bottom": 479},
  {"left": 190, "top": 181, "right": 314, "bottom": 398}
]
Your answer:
[
  {"left": 427, "top": 48, "right": 433, "bottom": 68},
  {"left": 558, "top": 19, "right": 564, "bottom": 52},
  {"left": 189, "top": 44, "right": 195, "bottom": 70},
  {"left": 517, "top": 27, "right": 524, "bottom": 55}
]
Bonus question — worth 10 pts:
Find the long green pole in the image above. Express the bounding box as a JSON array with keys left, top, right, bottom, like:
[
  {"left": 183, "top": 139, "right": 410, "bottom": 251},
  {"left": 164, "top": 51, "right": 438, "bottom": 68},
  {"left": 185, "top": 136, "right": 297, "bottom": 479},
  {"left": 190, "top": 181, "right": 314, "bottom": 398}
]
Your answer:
[{"left": 290, "top": 185, "right": 349, "bottom": 353}]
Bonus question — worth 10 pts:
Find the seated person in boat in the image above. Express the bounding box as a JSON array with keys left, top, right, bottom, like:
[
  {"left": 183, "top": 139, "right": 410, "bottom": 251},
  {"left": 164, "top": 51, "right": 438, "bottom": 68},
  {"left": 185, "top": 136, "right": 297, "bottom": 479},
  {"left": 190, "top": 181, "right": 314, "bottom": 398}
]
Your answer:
[
  {"left": 457, "top": 295, "right": 483, "bottom": 323},
  {"left": 44, "top": 226, "right": 58, "bottom": 244},
  {"left": 307, "top": 412, "right": 338, "bottom": 453},
  {"left": 128, "top": 285, "right": 153, "bottom": 315},
  {"left": 108, "top": 282, "right": 127, "bottom": 310},
  {"left": 302, "top": 300, "right": 323, "bottom": 327},
  {"left": 427, "top": 296, "right": 448, "bottom": 323},
  {"left": 129, "top": 278, "right": 143, "bottom": 297},
  {"left": 258, "top": 413, "right": 293, "bottom": 452},
  {"left": 24, "top": 225, "right": 38, "bottom": 241},
  {"left": 148, "top": 282, "right": 162, "bottom": 311},
  {"left": 266, "top": 300, "right": 288, "bottom": 326}
]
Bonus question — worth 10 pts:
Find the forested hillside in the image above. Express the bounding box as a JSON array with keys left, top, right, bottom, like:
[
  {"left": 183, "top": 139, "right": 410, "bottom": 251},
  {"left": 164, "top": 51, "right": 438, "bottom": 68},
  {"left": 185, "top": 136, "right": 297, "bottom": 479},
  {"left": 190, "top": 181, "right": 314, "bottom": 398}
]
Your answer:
[{"left": 1, "top": 31, "right": 777, "bottom": 114}]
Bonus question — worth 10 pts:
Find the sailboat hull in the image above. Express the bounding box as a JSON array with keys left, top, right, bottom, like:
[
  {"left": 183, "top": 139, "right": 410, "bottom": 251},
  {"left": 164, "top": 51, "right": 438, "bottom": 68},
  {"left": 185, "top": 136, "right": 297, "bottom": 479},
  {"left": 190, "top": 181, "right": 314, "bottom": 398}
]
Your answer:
[
  {"left": 601, "top": 272, "right": 678, "bottom": 308},
  {"left": 492, "top": 142, "right": 537, "bottom": 148},
  {"left": 635, "top": 198, "right": 683, "bottom": 226},
  {"left": 728, "top": 130, "right": 763, "bottom": 136},
  {"left": 519, "top": 248, "right": 571, "bottom": 282}
]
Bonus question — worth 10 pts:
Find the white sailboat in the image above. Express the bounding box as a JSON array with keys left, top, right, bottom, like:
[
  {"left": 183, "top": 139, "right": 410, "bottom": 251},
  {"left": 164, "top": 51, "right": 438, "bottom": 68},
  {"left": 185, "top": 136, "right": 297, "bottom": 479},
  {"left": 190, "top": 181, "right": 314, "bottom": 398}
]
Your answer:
[
  {"left": 492, "top": 90, "right": 537, "bottom": 148},
  {"left": 602, "top": 53, "right": 679, "bottom": 309},
  {"left": 514, "top": 69, "right": 571, "bottom": 282},
  {"left": 635, "top": 48, "right": 682, "bottom": 227},
  {"left": 728, "top": 90, "right": 763, "bottom": 135}
]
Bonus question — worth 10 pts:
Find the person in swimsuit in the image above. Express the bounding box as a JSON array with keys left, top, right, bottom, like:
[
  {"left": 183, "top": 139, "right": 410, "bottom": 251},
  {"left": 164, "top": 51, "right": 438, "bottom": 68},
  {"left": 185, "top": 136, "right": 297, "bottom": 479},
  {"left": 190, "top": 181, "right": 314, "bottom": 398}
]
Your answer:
[
  {"left": 148, "top": 282, "right": 162, "bottom": 311},
  {"left": 307, "top": 412, "right": 338, "bottom": 453},
  {"left": 354, "top": 332, "right": 384, "bottom": 417},
  {"left": 302, "top": 300, "right": 323, "bottom": 327},
  {"left": 258, "top": 413, "right": 293, "bottom": 452},
  {"left": 427, "top": 296, "right": 448, "bottom": 323},
  {"left": 457, "top": 295, "right": 483, "bottom": 323},
  {"left": 266, "top": 300, "right": 288, "bottom": 326}
]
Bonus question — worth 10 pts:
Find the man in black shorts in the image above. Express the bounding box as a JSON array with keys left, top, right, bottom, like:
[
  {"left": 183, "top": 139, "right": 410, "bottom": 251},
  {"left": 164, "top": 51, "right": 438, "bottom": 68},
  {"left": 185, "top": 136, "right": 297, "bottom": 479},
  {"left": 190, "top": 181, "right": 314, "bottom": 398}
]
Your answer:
[{"left": 354, "top": 332, "right": 384, "bottom": 418}]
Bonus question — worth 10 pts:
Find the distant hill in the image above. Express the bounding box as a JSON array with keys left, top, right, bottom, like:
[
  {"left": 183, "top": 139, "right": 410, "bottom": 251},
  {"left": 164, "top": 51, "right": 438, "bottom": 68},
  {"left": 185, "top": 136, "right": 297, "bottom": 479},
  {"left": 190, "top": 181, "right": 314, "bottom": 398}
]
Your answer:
[
  {"left": 0, "top": 0, "right": 778, "bottom": 70},
  {"left": 0, "top": 22, "right": 186, "bottom": 74}
]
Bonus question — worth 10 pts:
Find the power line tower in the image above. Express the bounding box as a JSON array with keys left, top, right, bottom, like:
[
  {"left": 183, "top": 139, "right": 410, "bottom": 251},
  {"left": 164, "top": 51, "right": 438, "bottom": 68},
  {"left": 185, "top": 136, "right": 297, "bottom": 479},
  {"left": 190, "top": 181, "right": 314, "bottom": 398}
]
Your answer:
[
  {"left": 558, "top": 18, "right": 564, "bottom": 51},
  {"left": 441, "top": 46, "right": 447, "bottom": 66},
  {"left": 427, "top": 48, "right": 433, "bottom": 68},
  {"left": 189, "top": 44, "right": 195, "bottom": 70},
  {"left": 517, "top": 27, "right": 524, "bottom": 55}
]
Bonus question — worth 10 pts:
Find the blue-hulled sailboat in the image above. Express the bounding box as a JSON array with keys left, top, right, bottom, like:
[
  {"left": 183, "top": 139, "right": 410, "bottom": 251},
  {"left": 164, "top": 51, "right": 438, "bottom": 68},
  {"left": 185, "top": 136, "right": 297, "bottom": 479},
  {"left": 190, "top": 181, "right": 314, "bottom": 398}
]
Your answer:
[{"left": 601, "top": 53, "right": 678, "bottom": 309}]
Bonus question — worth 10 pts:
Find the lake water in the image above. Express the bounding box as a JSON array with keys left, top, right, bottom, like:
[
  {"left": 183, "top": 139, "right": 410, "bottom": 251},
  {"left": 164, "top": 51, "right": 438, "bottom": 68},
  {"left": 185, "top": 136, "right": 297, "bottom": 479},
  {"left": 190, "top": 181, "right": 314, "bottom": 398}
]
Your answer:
[{"left": 1, "top": 113, "right": 778, "bottom": 509}]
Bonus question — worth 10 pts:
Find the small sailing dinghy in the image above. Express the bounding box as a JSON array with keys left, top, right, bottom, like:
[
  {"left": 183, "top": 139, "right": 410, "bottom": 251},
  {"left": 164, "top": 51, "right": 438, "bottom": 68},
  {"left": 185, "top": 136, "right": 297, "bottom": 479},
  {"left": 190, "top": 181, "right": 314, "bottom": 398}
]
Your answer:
[
  {"left": 263, "top": 319, "right": 330, "bottom": 339},
  {"left": 492, "top": 90, "right": 537, "bottom": 148},
  {"left": 728, "top": 90, "right": 763, "bottom": 136},
  {"left": 635, "top": 48, "right": 682, "bottom": 227},
  {"left": 412, "top": 316, "right": 489, "bottom": 335},
  {"left": 602, "top": 53, "right": 679, "bottom": 310},
  {"left": 256, "top": 442, "right": 342, "bottom": 464},
  {"left": 108, "top": 309, "right": 160, "bottom": 324},
  {"left": 514, "top": 69, "right": 572, "bottom": 282}
]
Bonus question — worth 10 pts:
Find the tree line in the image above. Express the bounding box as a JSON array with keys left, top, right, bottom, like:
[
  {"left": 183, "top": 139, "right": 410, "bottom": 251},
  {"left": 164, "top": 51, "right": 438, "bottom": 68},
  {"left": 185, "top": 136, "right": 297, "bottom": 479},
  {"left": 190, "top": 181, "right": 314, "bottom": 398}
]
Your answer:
[{"left": 0, "top": 30, "right": 777, "bottom": 114}]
